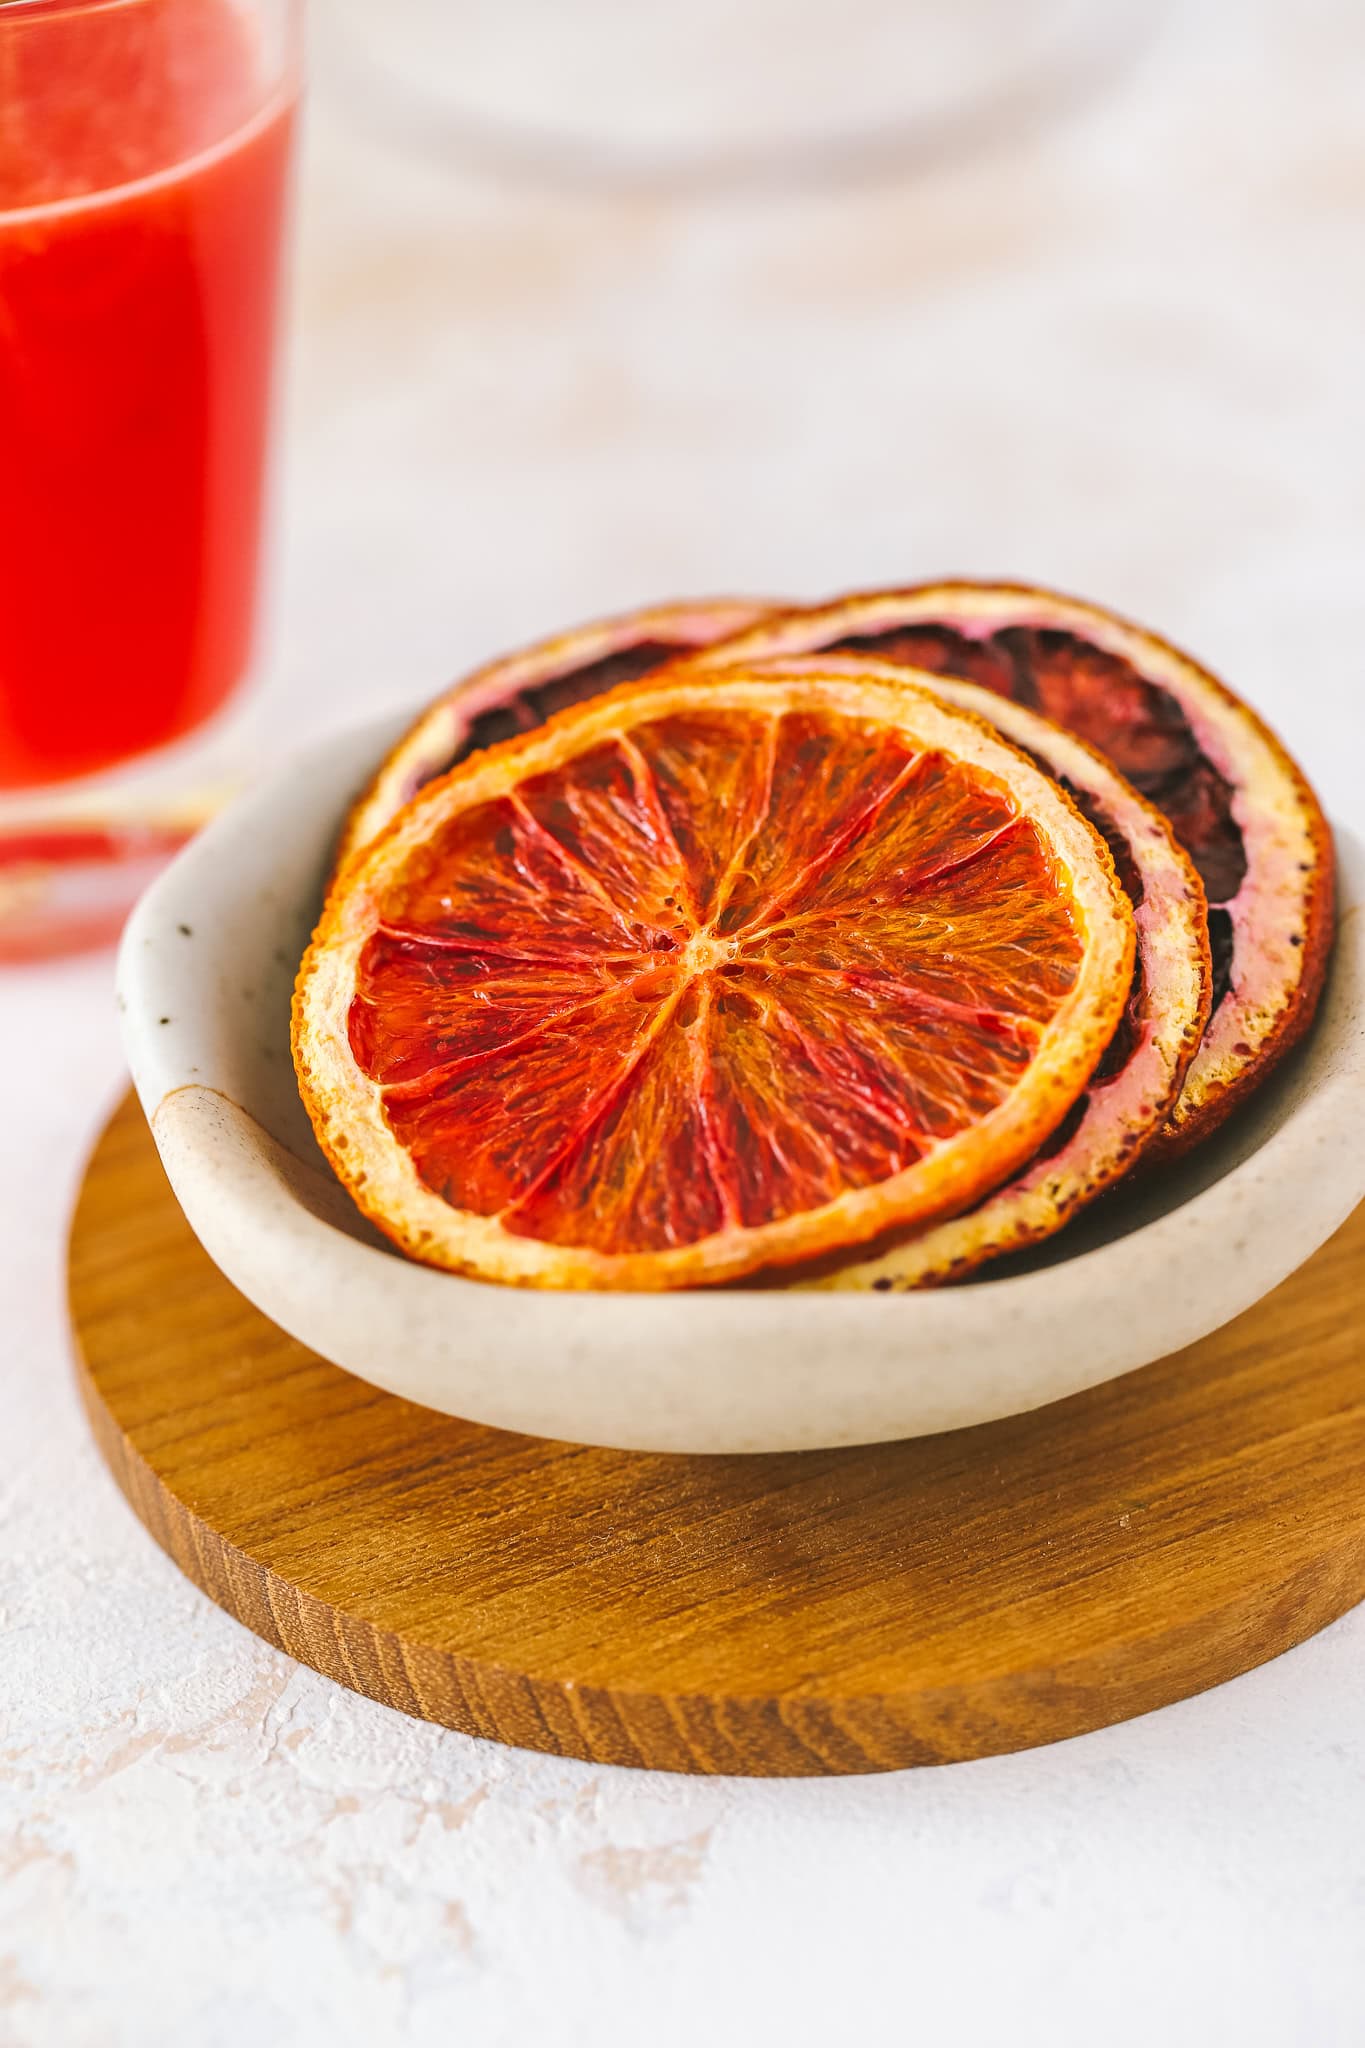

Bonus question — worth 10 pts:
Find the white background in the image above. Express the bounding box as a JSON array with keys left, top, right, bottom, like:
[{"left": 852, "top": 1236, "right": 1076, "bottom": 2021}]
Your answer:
[{"left": 4, "top": 2, "right": 1365, "bottom": 2041}]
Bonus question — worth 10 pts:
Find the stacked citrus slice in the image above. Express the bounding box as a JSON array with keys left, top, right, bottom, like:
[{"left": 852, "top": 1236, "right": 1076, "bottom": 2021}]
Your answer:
[
  {"left": 297, "top": 581, "right": 1333, "bottom": 1292},
  {"left": 700, "top": 583, "right": 1333, "bottom": 1156}
]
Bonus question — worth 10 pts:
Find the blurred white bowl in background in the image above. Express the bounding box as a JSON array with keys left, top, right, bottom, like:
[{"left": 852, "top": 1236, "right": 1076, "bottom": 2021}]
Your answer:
[{"left": 320, "top": 0, "right": 1162, "bottom": 189}]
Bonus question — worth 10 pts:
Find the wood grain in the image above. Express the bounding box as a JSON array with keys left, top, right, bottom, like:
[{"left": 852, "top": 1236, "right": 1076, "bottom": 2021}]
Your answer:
[{"left": 69, "top": 1092, "right": 1365, "bottom": 1776}]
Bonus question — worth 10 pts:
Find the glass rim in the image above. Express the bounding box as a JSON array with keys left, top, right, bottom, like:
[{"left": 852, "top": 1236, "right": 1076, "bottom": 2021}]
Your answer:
[{"left": 0, "top": 0, "right": 301, "bottom": 222}]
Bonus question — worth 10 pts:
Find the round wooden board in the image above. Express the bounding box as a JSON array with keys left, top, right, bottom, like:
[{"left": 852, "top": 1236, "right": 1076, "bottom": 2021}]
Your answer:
[{"left": 70, "top": 1093, "right": 1365, "bottom": 1777}]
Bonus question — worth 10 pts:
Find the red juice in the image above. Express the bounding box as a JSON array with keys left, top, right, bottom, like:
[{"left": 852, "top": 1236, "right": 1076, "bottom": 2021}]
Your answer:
[{"left": 0, "top": 0, "right": 296, "bottom": 789}]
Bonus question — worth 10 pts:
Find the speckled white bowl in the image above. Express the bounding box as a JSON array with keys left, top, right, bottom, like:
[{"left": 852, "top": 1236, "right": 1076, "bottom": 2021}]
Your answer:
[{"left": 117, "top": 713, "right": 1365, "bottom": 1454}]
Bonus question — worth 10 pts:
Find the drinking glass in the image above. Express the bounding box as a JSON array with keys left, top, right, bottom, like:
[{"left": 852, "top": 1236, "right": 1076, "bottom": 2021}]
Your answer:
[{"left": 0, "top": 0, "right": 300, "bottom": 959}]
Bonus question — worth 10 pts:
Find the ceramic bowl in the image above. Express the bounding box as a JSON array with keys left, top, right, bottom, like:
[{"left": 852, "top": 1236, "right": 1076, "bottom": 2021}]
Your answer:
[{"left": 117, "top": 714, "right": 1365, "bottom": 1454}]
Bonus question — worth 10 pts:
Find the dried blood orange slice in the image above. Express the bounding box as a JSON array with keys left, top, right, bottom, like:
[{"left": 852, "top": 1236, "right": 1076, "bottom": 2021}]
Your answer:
[
  {"left": 294, "top": 666, "right": 1134, "bottom": 1291},
  {"left": 700, "top": 582, "right": 1334, "bottom": 1153},
  {"left": 335, "top": 597, "right": 772, "bottom": 872},
  {"left": 782, "top": 665, "right": 1211, "bottom": 1288}
]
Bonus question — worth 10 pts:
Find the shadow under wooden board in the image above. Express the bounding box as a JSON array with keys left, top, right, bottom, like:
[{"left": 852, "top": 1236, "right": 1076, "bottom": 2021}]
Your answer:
[{"left": 69, "top": 1092, "right": 1365, "bottom": 1778}]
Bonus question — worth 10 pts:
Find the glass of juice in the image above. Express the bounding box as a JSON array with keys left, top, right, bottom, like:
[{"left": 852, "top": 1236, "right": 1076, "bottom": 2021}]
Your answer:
[{"left": 0, "top": 0, "right": 300, "bottom": 960}]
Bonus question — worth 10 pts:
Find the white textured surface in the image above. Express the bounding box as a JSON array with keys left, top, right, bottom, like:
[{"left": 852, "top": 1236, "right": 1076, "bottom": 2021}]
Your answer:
[{"left": 5, "top": 0, "right": 1365, "bottom": 2038}]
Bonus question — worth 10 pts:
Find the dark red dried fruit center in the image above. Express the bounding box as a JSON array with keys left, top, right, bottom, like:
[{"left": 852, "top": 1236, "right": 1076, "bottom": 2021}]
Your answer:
[{"left": 453, "top": 642, "right": 681, "bottom": 766}]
